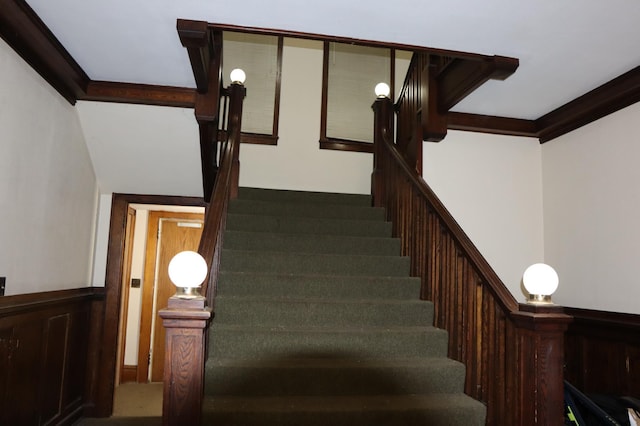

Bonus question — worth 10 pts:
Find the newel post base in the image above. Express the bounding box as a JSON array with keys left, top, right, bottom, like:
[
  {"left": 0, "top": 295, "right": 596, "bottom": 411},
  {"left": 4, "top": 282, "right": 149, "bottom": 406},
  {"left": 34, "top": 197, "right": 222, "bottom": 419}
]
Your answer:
[
  {"left": 371, "top": 96, "right": 393, "bottom": 208},
  {"left": 511, "top": 303, "right": 572, "bottom": 426},
  {"left": 159, "top": 296, "right": 212, "bottom": 426}
]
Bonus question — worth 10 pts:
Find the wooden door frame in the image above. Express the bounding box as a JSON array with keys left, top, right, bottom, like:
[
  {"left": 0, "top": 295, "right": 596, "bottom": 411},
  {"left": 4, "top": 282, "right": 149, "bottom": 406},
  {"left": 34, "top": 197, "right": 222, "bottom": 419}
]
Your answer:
[
  {"left": 137, "top": 211, "right": 204, "bottom": 383},
  {"left": 93, "top": 194, "right": 206, "bottom": 417},
  {"left": 117, "top": 207, "right": 137, "bottom": 384}
]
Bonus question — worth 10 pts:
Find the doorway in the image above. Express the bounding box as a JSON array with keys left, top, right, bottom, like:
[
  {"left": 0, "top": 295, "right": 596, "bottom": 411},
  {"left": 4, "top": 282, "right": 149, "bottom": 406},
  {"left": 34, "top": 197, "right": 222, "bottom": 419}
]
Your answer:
[{"left": 94, "top": 194, "right": 206, "bottom": 417}]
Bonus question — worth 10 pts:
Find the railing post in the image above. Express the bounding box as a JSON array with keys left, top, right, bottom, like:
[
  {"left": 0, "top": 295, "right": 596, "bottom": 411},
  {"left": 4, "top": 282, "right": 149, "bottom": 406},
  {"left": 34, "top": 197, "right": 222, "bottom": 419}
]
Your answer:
[
  {"left": 511, "top": 304, "right": 572, "bottom": 425},
  {"left": 159, "top": 296, "right": 212, "bottom": 426},
  {"left": 371, "top": 95, "right": 393, "bottom": 208},
  {"left": 227, "top": 82, "right": 246, "bottom": 200}
]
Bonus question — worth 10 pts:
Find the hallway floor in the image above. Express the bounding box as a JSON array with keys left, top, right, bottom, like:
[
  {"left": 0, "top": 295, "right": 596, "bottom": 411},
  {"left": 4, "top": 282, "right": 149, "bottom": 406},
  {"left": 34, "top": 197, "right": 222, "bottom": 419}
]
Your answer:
[{"left": 74, "top": 383, "right": 162, "bottom": 425}]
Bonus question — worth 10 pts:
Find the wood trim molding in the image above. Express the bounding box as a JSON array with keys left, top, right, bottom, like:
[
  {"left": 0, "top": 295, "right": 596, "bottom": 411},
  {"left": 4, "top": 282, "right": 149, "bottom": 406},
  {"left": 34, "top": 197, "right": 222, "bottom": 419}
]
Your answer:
[
  {"left": 448, "top": 111, "right": 539, "bottom": 137},
  {"left": 3, "top": 2, "right": 639, "bottom": 142},
  {"left": 96, "top": 193, "right": 205, "bottom": 416},
  {"left": 84, "top": 81, "right": 196, "bottom": 108},
  {"left": 0, "top": 0, "right": 89, "bottom": 104},
  {"left": 536, "top": 65, "right": 640, "bottom": 143},
  {"left": 319, "top": 137, "right": 374, "bottom": 153}
]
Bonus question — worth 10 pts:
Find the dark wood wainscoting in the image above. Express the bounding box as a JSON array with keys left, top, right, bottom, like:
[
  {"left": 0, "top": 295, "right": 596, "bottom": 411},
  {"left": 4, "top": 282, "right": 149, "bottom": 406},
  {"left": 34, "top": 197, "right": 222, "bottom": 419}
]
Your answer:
[
  {"left": 0, "top": 287, "right": 104, "bottom": 426},
  {"left": 564, "top": 307, "right": 640, "bottom": 398}
]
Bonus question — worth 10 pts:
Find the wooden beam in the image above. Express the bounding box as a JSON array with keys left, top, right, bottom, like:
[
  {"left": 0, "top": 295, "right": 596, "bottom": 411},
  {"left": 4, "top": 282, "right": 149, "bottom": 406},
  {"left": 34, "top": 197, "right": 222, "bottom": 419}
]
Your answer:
[
  {"left": 448, "top": 112, "right": 538, "bottom": 138},
  {"left": 0, "top": 0, "right": 89, "bottom": 104},
  {"left": 422, "top": 55, "right": 448, "bottom": 142},
  {"left": 536, "top": 65, "right": 640, "bottom": 143},
  {"left": 85, "top": 81, "right": 196, "bottom": 108},
  {"left": 437, "top": 56, "right": 519, "bottom": 112},
  {"left": 177, "top": 19, "right": 213, "bottom": 93}
]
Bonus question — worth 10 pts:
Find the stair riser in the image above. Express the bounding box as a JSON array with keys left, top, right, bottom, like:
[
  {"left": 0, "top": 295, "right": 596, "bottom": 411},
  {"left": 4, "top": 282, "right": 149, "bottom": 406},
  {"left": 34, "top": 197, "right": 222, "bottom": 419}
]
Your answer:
[
  {"left": 204, "top": 363, "right": 466, "bottom": 396},
  {"left": 223, "top": 231, "right": 401, "bottom": 256},
  {"left": 238, "top": 187, "right": 371, "bottom": 206},
  {"left": 203, "top": 407, "right": 486, "bottom": 426},
  {"left": 210, "top": 329, "right": 449, "bottom": 359},
  {"left": 226, "top": 214, "right": 392, "bottom": 237},
  {"left": 217, "top": 273, "right": 421, "bottom": 300},
  {"left": 214, "top": 299, "right": 433, "bottom": 327},
  {"left": 229, "top": 199, "right": 385, "bottom": 221},
  {"left": 221, "top": 251, "right": 410, "bottom": 276}
]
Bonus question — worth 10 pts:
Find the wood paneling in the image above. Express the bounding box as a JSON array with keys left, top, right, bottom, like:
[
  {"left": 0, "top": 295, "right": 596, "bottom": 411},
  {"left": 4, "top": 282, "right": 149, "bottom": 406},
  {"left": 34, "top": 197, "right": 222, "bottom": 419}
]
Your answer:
[
  {"left": 0, "top": 288, "right": 103, "bottom": 425},
  {"left": 564, "top": 307, "right": 640, "bottom": 398}
]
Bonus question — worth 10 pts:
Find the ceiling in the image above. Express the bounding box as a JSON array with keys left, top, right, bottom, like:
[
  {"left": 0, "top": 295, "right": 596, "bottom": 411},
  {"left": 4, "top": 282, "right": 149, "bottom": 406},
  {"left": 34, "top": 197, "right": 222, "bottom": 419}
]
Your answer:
[{"left": 23, "top": 0, "right": 640, "bottom": 121}]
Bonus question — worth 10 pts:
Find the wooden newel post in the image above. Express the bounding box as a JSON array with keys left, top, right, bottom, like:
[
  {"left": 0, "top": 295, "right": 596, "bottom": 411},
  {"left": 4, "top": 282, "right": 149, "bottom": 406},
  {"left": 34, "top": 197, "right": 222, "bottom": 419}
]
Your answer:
[
  {"left": 227, "top": 81, "right": 246, "bottom": 200},
  {"left": 159, "top": 296, "right": 212, "bottom": 426},
  {"left": 511, "top": 304, "right": 572, "bottom": 425},
  {"left": 371, "top": 95, "right": 393, "bottom": 208}
]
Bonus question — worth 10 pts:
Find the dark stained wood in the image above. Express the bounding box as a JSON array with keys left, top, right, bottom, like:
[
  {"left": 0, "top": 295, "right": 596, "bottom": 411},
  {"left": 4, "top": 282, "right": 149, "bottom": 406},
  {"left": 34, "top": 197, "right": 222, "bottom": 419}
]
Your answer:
[
  {"left": 177, "top": 19, "right": 212, "bottom": 93},
  {"left": 437, "top": 56, "right": 519, "bottom": 112},
  {"left": 159, "top": 296, "right": 211, "bottom": 426},
  {"left": 0, "top": 0, "right": 89, "bottom": 104},
  {"left": 536, "top": 65, "right": 640, "bottom": 143},
  {"left": 98, "top": 194, "right": 205, "bottom": 417},
  {"left": 422, "top": 54, "right": 448, "bottom": 143},
  {"left": 448, "top": 111, "right": 539, "bottom": 137},
  {"left": 373, "top": 96, "right": 571, "bottom": 424},
  {"left": 564, "top": 307, "right": 640, "bottom": 398},
  {"left": 319, "top": 137, "right": 374, "bottom": 153},
  {"left": 85, "top": 81, "right": 196, "bottom": 108},
  {"left": 0, "top": 288, "right": 102, "bottom": 425}
]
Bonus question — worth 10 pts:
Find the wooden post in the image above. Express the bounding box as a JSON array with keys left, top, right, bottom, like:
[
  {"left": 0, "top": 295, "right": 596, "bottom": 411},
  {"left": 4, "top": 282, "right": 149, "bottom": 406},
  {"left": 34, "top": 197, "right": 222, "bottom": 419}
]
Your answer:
[
  {"left": 371, "top": 95, "right": 393, "bottom": 208},
  {"left": 159, "top": 296, "right": 212, "bottom": 426},
  {"left": 227, "top": 82, "right": 246, "bottom": 200},
  {"left": 511, "top": 304, "right": 572, "bottom": 425}
]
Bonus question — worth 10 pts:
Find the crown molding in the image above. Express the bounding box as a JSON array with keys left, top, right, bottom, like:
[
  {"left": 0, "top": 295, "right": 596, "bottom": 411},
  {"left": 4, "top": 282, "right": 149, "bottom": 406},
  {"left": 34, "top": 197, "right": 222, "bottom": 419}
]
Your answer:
[
  {"left": 0, "top": 0, "right": 89, "bottom": 104},
  {"left": 2, "top": 0, "right": 638, "bottom": 142},
  {"left": 535, "top": 65, "right": 640, "bottom": 143}
]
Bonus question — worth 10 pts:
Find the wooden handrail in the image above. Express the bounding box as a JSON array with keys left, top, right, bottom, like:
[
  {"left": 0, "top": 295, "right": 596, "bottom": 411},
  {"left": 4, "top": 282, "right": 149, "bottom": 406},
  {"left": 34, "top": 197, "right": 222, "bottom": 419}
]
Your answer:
[{"left": 373, "top": 57, "right": 570, "bottom": 424}]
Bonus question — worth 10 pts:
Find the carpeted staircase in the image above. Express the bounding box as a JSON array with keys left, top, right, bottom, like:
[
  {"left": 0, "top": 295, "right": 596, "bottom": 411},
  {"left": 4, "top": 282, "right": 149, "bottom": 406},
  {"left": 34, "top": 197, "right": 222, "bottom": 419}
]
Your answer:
[{"left": 202, "top": 187, "right": 486, "bottom": 425}]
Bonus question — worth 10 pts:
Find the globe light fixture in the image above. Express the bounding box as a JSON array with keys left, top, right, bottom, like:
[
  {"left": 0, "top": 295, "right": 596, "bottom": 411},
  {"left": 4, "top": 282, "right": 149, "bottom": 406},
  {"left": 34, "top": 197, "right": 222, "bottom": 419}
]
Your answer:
[
  {"left": 375, "top": 82, "right": 390, "bottom": 98},
  {"left": 230, "top": 68, "right": 246, "bottom": 85},
  {"left": 522, "top": 263, "right": 559, "bottom": 304},
  {"left": 167, "top": 250, "right": 208, "bottom": 299}
]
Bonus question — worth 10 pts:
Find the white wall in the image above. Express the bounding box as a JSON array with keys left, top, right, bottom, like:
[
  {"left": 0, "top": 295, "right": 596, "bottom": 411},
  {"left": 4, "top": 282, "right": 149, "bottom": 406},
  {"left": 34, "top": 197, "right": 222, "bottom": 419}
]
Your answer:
[
  {"left": 422, "top": 131, "right": 544, "bottom": 301},
  {"left": 542, "top": 102, "right": 640, "bottom": 314},
  {"left": 239, "top": 38, "right": 373, "bottom": 194},
  {"left": 0, "top": 39, "right": 98, "bottom": 295}
]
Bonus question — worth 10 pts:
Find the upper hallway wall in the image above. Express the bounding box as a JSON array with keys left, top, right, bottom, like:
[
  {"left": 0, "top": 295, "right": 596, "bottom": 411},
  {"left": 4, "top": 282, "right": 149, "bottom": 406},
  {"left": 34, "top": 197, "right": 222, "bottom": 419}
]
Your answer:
[
  {"left": 0, "top": 39, "right": 98, "bottom": 295},
  {"left": 422, "top": 132, "right": 545, "bottom": 302},
  {"left": 542, "top": 102, "right": 640, "bottom": 314}
]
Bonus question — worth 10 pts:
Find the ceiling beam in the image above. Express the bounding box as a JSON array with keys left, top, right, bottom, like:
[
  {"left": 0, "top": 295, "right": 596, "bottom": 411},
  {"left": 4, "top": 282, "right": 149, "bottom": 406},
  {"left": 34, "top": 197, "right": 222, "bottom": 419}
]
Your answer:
[
  {"left": 177, "top": 19, "right": 213, "bottom": 93},
  {"left": 0, "top": 0, "right": 89, "bottom": 104},
  {"left": 85, "top": 81, "right": 196, "bottom": 108},
  {"left": 437, "top": 55, "right": 519, "bottom": 112},
  {"left": 536, "top": 65, "right": 640, "bottom": 143},
  {"left": 448, "top": 112, "right": 538, "bottom": 138}
]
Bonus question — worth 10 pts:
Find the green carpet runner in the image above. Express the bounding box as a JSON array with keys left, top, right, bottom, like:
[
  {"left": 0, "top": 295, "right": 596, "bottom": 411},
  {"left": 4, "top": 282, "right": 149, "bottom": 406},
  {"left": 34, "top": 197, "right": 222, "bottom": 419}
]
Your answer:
[{"left": 202, "top": 187, "right": 486, "bottom": 425}]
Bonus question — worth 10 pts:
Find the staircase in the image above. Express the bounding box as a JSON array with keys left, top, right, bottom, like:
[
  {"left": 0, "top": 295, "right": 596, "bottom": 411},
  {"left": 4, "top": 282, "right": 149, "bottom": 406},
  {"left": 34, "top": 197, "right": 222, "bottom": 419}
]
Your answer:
[{"left": 202, "top": 187, "right": 486, "bottom": 425}]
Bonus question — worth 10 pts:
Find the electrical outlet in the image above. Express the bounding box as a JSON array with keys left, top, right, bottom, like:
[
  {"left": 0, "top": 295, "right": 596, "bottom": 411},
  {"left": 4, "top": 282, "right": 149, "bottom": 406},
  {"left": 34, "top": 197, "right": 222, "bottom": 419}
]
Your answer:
[{"left": 0, "top": 277, "right": 5, "bottom": 296}]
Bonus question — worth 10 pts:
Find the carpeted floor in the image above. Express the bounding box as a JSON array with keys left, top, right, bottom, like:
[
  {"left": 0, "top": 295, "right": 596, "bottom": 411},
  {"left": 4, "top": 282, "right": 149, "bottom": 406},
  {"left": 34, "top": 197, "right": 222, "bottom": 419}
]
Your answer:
[{"left": 74, "top": 383, "right": 162, "bottom": 425}]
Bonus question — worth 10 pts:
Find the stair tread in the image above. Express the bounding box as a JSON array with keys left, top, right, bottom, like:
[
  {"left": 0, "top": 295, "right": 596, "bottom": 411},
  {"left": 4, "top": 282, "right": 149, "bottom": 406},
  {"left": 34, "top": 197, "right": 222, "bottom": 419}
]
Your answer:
[
  {"left": 238, "top": 187, "right": 371, "bottom": 206},
  {"left": 216, "top": 295, "right": 427, "bottom": 305},
  {"left": 204, "top": 393, "right": 484, "bottom": 412},
  {"left": 213, "top": 324, "right": 443, "bottom": 333},
  {"left": 229, "top": 198, "right": 385, "bottom": 221},
  {"left": 209, "top": 356, "right": 461, "bottom": 368}
]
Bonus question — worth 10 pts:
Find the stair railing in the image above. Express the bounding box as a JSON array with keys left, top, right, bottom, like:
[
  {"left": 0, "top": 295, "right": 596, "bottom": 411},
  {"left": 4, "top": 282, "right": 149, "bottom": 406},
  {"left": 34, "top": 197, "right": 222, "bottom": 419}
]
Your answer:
[
  {"left": 372, "top": 52, "right": 571, "bottom": 426},
  {"left": 159, "top": 23, "right": 246, "bottom": 423}
]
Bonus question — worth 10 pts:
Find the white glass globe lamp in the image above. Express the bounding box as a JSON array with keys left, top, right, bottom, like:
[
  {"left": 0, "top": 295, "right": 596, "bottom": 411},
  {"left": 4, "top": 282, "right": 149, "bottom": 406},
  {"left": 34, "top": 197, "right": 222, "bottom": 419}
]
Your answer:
[
  {"left": 167, "top": 251, "right": 208, "bottom": 299},
  {"left": 522, "top": 263, "right": 559, "bottom": 304},
  {"left": 230, "top": 68, "right": 246, "bottom": 85},
  {"left": 374, "top": 82, "right": 390, "bottom": 98}
]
